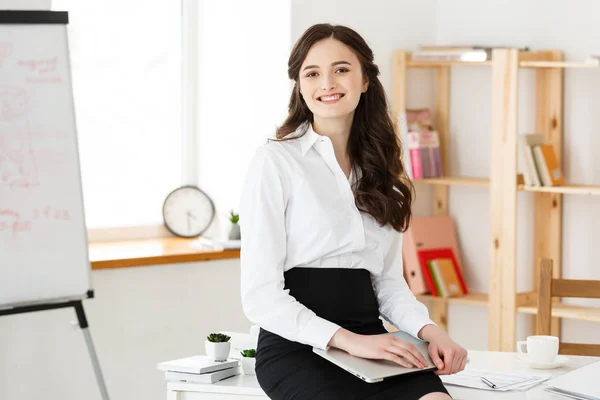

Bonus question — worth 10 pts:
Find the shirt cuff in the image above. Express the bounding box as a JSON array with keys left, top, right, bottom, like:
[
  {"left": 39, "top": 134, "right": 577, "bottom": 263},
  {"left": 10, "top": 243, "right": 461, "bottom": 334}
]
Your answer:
[
  {"left": 298, "top": 315, "right": 341, "bottom": 350},
  {"left": 399, "top": 312, "right": 437, "bottom": 341}
]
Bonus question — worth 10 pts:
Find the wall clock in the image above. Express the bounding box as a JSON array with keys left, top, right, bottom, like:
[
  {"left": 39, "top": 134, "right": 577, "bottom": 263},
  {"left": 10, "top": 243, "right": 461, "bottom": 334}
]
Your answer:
[{"left": 162, "top": 185, "right": 215, "bottom": 238}]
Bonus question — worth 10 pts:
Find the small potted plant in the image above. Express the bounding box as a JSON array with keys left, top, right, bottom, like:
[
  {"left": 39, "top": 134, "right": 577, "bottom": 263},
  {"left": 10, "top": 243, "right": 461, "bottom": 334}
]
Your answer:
[
  {"left": 205, "top": 333, "right": 231, "bottom": 362},
  {"left": 240, "top": 349, "right": 256, "bottom": 375},
  {"left": 228, "top": 210, "right": 240, "bottom": 240}
]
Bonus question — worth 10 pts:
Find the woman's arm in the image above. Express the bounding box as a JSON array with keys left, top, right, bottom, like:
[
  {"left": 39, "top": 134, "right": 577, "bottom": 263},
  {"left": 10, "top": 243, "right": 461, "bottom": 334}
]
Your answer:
[
  {"left": 239, "top": 146, "right": 341, "bottom": 350},
  {"left": 370, "top": 229, "right": 467, "bottom": 373},
  {"left": 372, "top": 229, "right": 436, "bottom": 339}
]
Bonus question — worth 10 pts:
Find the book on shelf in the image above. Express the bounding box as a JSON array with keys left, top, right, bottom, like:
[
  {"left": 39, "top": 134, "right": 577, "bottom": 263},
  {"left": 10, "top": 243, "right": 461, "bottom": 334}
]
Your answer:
[
  {"left": 519, "top": 134, "right": 564, "bottom": 187},
  {"left": 407, "top": 132, "right": 423, "bottom": 179},
  {"left": 397, "top": 111, "right": 413, "bottom": 179},
  {"left": 403, "top": 108, "right": 443, "bottom": 179},
  {"left": 428, "top": 258, "right": 466, "bottom": 297},
  {"left": 157, "top": 355, "right": 239, "bottom": 375},
  {"left": 421, "top": 130, "right": 443, "bottom": 178},
  {"left": 164, "top": 366, "right": 241, "bottom": 384},
  {"left": 519, "top": 134, "right": 542, "bottom": 186}
]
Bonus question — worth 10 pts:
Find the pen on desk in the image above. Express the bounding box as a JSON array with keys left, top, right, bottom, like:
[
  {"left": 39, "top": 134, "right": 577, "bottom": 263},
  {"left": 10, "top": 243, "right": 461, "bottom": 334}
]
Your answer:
[{"left": 480, "top": 377, "right": 497, "bottom": 389}]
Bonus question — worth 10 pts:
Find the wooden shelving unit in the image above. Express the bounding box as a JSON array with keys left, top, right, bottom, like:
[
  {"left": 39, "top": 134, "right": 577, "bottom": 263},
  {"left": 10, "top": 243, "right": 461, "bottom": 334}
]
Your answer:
[{"left": 392, "top": 49, "right": 600, "bottom": 352}]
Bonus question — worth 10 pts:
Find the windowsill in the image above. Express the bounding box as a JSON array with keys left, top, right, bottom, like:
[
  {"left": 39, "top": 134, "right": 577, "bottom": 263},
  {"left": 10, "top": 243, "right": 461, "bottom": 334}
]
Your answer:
[{"left": 88, "top": 237, "right": 240, "bottom": 270}]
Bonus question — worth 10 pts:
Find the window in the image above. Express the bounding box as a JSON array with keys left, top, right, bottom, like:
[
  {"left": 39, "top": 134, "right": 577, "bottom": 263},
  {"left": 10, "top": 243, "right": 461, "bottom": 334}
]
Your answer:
[
  {"left": 53, "top": 0, "right": 183, "bottom": 230},
  {"left": 53, "top": 0, "right": 292, "bottom": 241}
]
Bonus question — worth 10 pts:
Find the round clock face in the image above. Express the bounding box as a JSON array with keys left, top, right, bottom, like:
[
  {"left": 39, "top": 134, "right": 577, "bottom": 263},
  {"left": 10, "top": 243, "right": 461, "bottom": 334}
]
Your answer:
[{"left": 162, "top": 186, "right": 215, "bottom": 238}]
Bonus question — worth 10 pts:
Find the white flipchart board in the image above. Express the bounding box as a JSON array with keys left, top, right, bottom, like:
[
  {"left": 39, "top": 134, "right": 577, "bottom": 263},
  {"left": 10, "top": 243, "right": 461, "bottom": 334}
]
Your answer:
[{"left": 0, "top": 11, "right": 92, "bottom": 308}]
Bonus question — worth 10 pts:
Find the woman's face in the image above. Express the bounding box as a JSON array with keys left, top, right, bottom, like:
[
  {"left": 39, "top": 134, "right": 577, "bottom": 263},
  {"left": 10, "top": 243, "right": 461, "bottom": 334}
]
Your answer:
[{"left": 299, "top": 38, "right": 368, "bottom": 121}]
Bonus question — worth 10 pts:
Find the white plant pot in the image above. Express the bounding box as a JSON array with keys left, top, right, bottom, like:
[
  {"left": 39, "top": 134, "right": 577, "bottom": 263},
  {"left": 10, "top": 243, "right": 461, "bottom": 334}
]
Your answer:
[
  {"left": 228, "top": 223, "right": 241, "bottom": 240},
  {"left": 205, "top": 341, "right": 231, "bottom": 362},
  {"left": 241, "top": 357, "right": 256, "bottom": 375}
]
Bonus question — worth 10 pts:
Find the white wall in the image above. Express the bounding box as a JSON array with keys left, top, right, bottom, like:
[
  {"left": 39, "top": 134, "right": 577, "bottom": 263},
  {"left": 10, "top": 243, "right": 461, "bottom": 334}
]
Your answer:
[
  {"left": 0, "top": 260, "right": 251, "bottom": 400},
  {"left": 0, "top": 0, "right": 49, "bottom": 8}
]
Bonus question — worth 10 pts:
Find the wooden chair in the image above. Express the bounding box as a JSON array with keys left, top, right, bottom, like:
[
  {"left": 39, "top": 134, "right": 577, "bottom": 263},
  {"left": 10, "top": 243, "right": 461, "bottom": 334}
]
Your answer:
[{"left": 537, "top": 258, "right": 600, "bottom": 356}]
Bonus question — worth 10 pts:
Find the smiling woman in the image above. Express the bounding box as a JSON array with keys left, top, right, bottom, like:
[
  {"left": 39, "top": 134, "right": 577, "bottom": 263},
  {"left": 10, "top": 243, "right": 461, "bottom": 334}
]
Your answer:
[{"left": 239, "top": 23, "right": 464, "bottom": 400}]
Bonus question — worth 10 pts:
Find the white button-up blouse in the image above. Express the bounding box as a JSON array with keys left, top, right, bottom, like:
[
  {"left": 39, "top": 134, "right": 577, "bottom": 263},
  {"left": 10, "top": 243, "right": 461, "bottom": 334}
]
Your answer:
[{"left": 239, "top": 122, "right": 434, "bottom": 351}]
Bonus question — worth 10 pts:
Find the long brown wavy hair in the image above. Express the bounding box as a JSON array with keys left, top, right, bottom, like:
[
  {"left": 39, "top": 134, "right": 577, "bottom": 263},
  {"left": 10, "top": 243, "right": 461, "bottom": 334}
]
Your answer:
[{"left": 276, "top": 23, "right": 414, "bottom": 232}]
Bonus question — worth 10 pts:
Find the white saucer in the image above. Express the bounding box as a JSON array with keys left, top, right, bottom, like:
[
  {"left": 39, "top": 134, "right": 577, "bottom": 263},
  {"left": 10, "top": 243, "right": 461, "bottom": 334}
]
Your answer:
[{"left": 516, "top": 354, "right": 569, "bottom": 369}]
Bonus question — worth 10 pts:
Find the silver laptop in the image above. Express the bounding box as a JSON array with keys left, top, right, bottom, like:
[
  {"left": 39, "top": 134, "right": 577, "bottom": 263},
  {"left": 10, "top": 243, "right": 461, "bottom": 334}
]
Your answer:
[{"left": 313, "top": 330, "right": 437, "bottom": 383}]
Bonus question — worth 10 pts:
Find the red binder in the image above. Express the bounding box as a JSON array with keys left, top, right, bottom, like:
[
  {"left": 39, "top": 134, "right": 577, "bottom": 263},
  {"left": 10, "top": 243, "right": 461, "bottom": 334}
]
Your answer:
[{"left": 416, "top": 248, "right": 468, "bottom": 297}]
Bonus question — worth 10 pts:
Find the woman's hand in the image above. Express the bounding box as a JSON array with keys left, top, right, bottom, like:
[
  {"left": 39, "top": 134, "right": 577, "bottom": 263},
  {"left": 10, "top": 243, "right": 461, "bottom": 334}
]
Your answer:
[
  {"left": 328, "top": 328, "right": 429, "bottom": 369},
  {"left": 419, "top": 324, "right": 468, "bottom": 375}
]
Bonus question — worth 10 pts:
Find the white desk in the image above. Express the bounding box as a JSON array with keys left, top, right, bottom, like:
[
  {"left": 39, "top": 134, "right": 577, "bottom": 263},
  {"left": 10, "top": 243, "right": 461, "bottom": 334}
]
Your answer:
[{"left": 165, "top": 350, "right": 600, "bottom": 400}]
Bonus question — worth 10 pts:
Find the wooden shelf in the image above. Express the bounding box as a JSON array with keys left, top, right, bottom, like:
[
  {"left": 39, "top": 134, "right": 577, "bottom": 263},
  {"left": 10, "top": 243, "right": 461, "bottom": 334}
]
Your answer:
[
  {"left": 518, "top": 183, "right": 600, "bottom": 196},
  {"left": 413, "top": 176, "right": 490, "bottom": 187},
  {"left": 416, "top": 292, "right": 489, "bottom": 307},
  {"left": 518, "top": 303, "right": 600, "bottom": 323},
  {"left": 519, "top": 61, "right": 599, "bottom": 69}
]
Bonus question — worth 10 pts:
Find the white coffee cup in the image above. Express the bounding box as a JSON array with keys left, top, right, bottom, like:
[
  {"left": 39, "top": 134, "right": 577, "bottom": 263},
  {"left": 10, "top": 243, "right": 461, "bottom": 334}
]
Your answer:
[{"left": 517, "top": 335, "right": 559, "bottom": 363}]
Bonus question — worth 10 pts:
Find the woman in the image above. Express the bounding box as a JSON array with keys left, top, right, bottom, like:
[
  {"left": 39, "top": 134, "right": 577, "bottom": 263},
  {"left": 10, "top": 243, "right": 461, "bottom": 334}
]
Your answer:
[{"left": 239, "top": 23, "right": 467, "bottom": 400}]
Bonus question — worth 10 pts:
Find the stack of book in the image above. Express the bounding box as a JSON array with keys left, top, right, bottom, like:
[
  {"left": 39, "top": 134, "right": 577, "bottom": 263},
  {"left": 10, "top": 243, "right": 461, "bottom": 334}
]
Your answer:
[
  {"left": 518, "top": 133, "right": 564, "bottom": 187},
  {"left": 399, "top": 108, "right": 443, "bottom": 179},
  {"left": 157, "top": 355, "right": 240, "bottom": 384},
  {"left": 412, "top": 45, "right": 493, "bottom": 63},
  {"left": 411, "top": 45, "right": 530, "bottom": 63}
]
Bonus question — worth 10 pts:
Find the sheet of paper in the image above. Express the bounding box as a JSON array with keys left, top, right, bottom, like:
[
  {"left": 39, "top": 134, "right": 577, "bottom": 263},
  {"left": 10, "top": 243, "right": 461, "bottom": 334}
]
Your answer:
[{"left": 441, "top": 367, "right": 551, "bottom": 392}]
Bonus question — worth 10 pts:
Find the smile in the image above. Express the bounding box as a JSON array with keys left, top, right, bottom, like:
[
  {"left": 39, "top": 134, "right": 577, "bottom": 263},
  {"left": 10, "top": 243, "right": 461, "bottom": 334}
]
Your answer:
[{"left": 317, "top": 93, "right": 345, "bottom": 103}]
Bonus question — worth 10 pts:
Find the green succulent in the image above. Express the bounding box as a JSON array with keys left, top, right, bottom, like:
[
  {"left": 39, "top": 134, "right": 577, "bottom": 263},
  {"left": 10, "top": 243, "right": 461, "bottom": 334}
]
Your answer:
[
  {"left": 229, "top": 210, "right": 239, "bottom": 224},
  {"left": 206, "top": 333, "right": 231, "bottom": 343},
  {"left": 240, "top": 349, "right": 256, "bottom": 358}
]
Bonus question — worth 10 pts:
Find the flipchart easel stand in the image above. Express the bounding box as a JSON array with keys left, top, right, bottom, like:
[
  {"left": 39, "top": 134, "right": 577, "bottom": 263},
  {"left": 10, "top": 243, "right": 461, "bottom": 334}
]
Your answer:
[{"left": 0, "top": 291, "right": 110, "bottom": 400}]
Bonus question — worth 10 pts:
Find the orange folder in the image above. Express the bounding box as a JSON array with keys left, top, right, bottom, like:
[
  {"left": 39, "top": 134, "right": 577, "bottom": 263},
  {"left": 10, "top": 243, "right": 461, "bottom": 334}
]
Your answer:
[{"left": 402, "top": 216, "right": 464, "bottom": 295}]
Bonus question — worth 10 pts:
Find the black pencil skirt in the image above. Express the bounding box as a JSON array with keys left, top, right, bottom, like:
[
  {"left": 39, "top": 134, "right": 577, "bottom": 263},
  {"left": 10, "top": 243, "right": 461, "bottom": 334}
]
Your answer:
[{"left": 254, "top": 267, "right": 450, "bottom": 400}]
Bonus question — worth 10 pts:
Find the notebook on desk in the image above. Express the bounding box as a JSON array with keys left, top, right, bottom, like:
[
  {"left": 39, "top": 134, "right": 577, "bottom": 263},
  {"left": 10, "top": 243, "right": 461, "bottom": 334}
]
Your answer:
[{"left": 545, "top": 361, "right": 600, "bottom": 400}]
